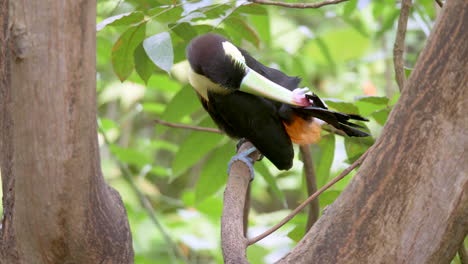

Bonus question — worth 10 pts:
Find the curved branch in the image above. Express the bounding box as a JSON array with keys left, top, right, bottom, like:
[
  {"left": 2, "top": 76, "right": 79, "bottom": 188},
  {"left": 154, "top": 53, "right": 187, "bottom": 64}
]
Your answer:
[
  {"left": 221, "top": 141, "right": 261, "bottom": 264},
  {"left": 248, "top": 0, "right": 348, "bottom": 9},
  {"left": 393, "top": 0, "right": 413, "bottom": 91}
]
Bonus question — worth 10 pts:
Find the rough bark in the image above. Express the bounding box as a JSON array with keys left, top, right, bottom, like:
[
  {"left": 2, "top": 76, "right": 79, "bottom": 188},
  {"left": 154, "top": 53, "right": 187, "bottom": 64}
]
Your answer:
[
  {"left": 221, "top": 142, "right": 261, "bottom": 264},
  {"left": 279, "top": 0, "right": 468, "bottom": 263},
  {"left": 0, "top": 1, "right": 134, "bottom": 263}
]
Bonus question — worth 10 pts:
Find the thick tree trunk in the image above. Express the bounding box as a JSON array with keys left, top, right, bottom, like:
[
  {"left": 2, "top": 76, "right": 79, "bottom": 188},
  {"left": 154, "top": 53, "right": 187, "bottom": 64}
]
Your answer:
[
  {"left": 280, "top": 0, "right": 467, "bottom": 263},
  {"left": 0, "top": 1, "right": 134, "bottom": 263}
]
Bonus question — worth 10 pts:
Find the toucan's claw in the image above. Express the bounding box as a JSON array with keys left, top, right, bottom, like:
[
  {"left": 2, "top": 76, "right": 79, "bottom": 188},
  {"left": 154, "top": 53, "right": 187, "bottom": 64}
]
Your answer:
[
  {"left": 227, "top": 147, "right": 256, "bottom": 181},
  {"left": 236, "top": 139, "right": 263, "bottom": 161}
]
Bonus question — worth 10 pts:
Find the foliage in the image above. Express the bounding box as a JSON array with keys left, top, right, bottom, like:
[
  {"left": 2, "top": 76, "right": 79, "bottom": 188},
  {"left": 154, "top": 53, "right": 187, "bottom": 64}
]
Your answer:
[{"left": 95, "top": 0, "right": 441, "bottom": 263}]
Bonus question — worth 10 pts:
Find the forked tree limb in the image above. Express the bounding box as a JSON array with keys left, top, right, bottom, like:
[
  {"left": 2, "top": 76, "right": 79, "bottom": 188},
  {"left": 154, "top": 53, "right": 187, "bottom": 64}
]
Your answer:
[{"left": 279, "top": 0, "right": 468, "bottom": 263}]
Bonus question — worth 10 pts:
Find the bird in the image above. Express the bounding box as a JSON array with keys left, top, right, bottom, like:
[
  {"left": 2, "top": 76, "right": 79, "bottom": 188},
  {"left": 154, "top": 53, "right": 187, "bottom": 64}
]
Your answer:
[{"left": 186, "top": 33, "right": 370, "bottom": 174}]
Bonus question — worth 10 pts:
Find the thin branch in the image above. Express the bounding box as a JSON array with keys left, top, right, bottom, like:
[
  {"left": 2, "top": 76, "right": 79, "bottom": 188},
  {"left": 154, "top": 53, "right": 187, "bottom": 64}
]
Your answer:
[
  {"left": 393, "top": 0, "right": 413, "bottom": 91},
  {"left": 299, "top": 145, "right": 319, "bottom": 232},
  {"left": 154, "top": 119, "right": 222, "bottom": 133},
  {"left": 98, "top": 122, "right": 188, "bottom": 262},
  {"left": 435, "top": 0, "right": 443, "bottom": 8},
  {"left": 247, "top": 147, "right": 372, "bottom": 246},
  {"left": 322, "top": 125, "right": 346, "bottom": 137},
  {"left": 248, "top": 0, "right": 348, "bottom": 9}
]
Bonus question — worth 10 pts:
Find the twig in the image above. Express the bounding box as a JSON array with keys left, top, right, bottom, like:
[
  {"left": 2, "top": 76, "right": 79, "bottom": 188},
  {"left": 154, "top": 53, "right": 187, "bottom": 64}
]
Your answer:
[
  {"left": 98, "top": 121, "right": 188, "bottom": 262},
  {"left": 154, "top": 119, "right": 222, "bottom": 133},
  {"left": 248, "top": 0, "right": 348, "bottom": 9},
  {"left": 393, "top": 0, "right": 413, "bottom": 91},
  {"left": 247, "top": 147, "right": 371, "bottom": 245},
  {"left": 299, "top": 145, "right": 319, "bottom": 232},
  {"left": 435, "top": 0, "right": 443, "bottom": 8},
  {"left": 322, "top": 125, "right": 346, "bottom": 137}
]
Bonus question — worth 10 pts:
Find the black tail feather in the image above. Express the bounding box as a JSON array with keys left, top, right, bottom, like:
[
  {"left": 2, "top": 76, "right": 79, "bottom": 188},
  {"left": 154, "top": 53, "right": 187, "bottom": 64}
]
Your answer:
[{"left": 293, "top": 106, "right": 371, "bottom": 137}]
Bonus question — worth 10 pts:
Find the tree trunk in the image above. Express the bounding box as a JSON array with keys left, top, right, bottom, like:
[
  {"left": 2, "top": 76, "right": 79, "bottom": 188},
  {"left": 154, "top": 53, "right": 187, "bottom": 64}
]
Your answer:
[
  {"left": 280, "top": 0, "right": 467, "bottom": 263},
  {"left": 0, "top": 1, "right": 134, "bottom": 263}
]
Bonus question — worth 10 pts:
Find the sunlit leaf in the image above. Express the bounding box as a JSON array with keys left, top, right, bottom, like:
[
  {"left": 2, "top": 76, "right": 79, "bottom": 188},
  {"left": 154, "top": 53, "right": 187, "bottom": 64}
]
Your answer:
[
  {"left": 112, "top": 23, "right": 147, "bottom": 81},
  {"left": 97, "top": 12, "right": 145, "bottom": 31},
  {"left": 143, "top": 32, "right": 174, "bottom": 74}
]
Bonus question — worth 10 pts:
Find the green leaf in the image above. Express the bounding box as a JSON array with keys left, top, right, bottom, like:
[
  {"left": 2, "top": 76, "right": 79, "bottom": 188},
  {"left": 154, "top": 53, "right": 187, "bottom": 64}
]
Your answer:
[
  {"left": 134, "top": 44, "right": 157, "bottom": 84},
  {"left": 141, "top": 102, "right": 165, "bottom": 115},
  {"left": 287, "top": 226, "right": 304, "bottom": 242},
  {"left": 97, "top": 12, "right": 145, "bottom": 31},
  {"left": 109, "top": 144, "right": 152, "bottom": 167},
  {"left": 171, "top": 118, "right": 224, "bottom": 178},
  {"left": 344, "top": 136, "right": 374, "bottom": 163},
  {"left": 324, "top": 98, "right": 360, "bottom": 114},
  {"left": 250, "top": 15, "right": 270, "bottom": 46},
  {"left": 158, "top": 85, "right": 202, "bottom": 133},
  {"left": 195, "top": 142, "right": 235, "bottom": 203},
  {"left": 99, "top": 118, "right": 118, "bottom": 132},
  {"left": 256, "top": 161, "right": 287, "bottom": 208},
  {"left": 148, "top": 6, "right": 183, "bottom": 23},
  {"left": 170, "top": 22, "right": 198, "bottom": 41},
  {"left": 343, "top": 0, "right": 358, "bottom": 17},
  {"left": 143, "top": 32, "right": 174, "bottom": 74},
  {"left": 312, "top": 134, "right": 335, "bottom": 188},
  {"left": 112, "top": 23, "right": 147, "bottom": 81},
  {"left": 224, "top": 17, "right": 260, "bottom": 48},
  {"left": 237, "top": 3, "right": 267, "bottom": 15},
  {"left": 405, "top": 67, "right": 413, "bottom": 78},
  {"left": 372, "top": 108, "right": 391, "bottom": 126},
  {"left": 355, "top": 95, "right": 389, "bottom": 105},
  {"left": 319, "top": 190, "right": 341, "bottom": 208},
  {"left": 305, "top": 27, "right": 370, "bottom": 65}
]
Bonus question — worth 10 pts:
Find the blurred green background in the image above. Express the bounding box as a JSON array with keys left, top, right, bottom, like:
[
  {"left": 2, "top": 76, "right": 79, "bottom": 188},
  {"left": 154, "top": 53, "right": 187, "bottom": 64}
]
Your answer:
[{"left": 3, "top": 0, "right": 465, "bottom": 264}]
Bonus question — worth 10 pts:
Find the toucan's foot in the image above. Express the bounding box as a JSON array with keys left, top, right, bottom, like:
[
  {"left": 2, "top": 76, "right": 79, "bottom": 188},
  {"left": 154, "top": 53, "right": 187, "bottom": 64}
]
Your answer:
[
  {"left": 227, "top": 147, "right": 256, "bottom": 181},
  {"left": 292, "top": 88, "right": 312, "bottom": 106},
  {"left": 236, "top": 138, "right": 264, "bottom": 161}
]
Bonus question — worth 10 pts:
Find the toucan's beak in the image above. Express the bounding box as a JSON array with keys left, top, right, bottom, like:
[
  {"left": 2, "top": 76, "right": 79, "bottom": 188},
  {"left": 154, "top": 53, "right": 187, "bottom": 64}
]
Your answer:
[{"left": 239, "top": 68, "right": 305, "bottom": 106}]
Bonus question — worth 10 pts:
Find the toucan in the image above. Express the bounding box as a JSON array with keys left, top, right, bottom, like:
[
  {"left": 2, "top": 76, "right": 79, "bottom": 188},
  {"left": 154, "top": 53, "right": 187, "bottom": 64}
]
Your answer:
[{"left": 186, "top": 33, "right": 370, "bottom": 172}]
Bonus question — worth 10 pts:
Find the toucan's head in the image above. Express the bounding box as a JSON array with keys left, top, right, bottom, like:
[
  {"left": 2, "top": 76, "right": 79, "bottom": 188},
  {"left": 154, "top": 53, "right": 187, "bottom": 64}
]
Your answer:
[{"left": 186, "top": 34, "right": 307, "bottom": 106}]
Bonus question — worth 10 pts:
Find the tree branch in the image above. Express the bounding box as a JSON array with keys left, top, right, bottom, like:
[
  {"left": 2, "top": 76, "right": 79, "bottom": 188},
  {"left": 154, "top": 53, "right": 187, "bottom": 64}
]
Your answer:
[
  {"left": 154, "top": 119, "right": 222, "bottom": 133},
  {"left": 459, "top": 242, "right": 468, "bottom": 264},
  {"left": 221, "top": 141, "right": 261, "bottom": 264},
  {"left": 248, "top": 0, "right": 348, "bottom": 9},
  {"left": 393, "top": 0, "right": 413, "bottom": 91},
  {"left": 299, "top": 145, "right": 319, "bottom": 232},
  {"left": 248, "top": 148, "right": 371, "bottom": 246}
]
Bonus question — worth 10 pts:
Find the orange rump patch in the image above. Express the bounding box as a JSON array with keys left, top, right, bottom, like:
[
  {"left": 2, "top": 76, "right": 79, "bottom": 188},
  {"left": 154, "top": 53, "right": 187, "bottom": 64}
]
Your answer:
[{"left": 283, "top": 115, "right": 321, "bottom": 145}]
